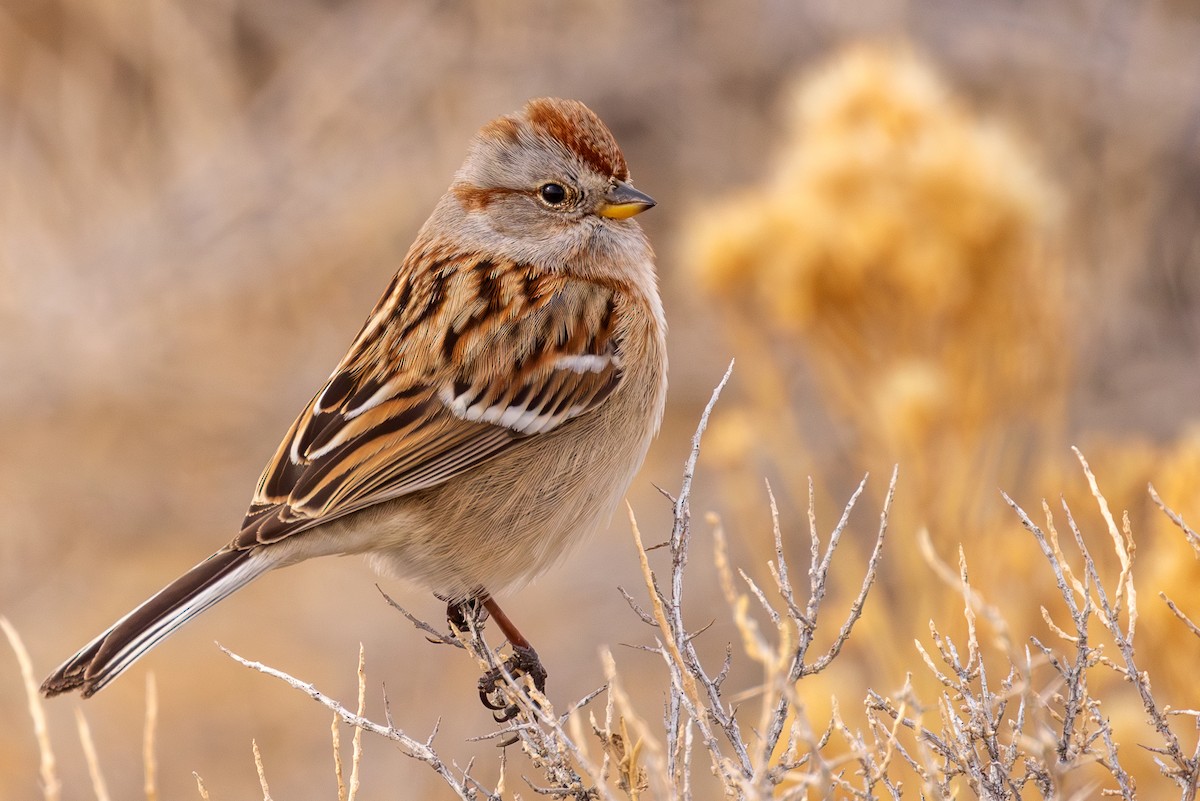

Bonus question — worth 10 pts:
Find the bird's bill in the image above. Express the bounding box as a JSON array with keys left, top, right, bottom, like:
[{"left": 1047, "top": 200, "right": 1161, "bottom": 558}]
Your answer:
[{"left": 598, "top": 181, "right": 656, "bottom": 219}]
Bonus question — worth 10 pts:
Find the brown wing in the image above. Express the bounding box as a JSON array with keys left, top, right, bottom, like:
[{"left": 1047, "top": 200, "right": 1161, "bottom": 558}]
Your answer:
[{"left": 236, "top": 254, "right": 625, "bottom": 547}]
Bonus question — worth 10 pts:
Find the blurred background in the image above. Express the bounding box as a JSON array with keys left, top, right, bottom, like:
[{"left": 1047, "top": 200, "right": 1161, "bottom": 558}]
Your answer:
[{"left": 2, "top": 0, "right": 1199, "bottom": 798}]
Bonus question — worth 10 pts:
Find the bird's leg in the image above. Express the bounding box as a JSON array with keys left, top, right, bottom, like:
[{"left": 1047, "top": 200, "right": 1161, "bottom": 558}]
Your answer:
[{"left": 474, "top": 594, "right": 549, "bottom": 722}]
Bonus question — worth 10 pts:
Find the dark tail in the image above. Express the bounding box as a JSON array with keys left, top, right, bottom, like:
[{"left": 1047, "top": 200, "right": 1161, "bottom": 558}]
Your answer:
[{"left": 41, "top": 547, "right": 273, "bottom": 698}]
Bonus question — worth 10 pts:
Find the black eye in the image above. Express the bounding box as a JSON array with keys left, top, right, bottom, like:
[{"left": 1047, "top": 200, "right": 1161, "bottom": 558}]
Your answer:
[{"left": 539, "top": 183, "right": 568, "bottom": 206}]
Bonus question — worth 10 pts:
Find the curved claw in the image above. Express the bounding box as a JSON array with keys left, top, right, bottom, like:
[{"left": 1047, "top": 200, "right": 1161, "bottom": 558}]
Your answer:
[
  {"left": 479, "top": 678, "right": 519, "bottom": 722},
  {"left": 479, "top": 686, "right": 507, "bottom": 710},
  {"left": 492, "top": 705, "right": 520, "bottom": 723}
]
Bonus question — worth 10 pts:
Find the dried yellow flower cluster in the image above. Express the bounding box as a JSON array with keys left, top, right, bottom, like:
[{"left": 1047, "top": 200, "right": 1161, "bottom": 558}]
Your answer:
[{"left": 689, "top": 45, "right": 1064, "bottom": 461}]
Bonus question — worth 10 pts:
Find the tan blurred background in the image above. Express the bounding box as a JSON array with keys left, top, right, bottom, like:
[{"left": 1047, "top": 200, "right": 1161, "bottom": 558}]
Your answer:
[{"left": 2, "top": 1, "right": 1199, "bottom": 798}]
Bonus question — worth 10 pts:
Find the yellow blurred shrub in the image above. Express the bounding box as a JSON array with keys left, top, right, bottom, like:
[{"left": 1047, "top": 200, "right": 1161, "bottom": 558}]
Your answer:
[
  {"left": 684, "top": 43, "right": 1200, "bottom": 787},
  {"left": 690, "top": 44, "right": 1065, "bottom": 489}
]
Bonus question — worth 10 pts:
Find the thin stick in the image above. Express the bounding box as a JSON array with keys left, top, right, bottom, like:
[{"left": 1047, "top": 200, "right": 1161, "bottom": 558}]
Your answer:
[
  {"left": 348, "top": 644, "right": 366, "bottom": 801},
  {"left": 0, "top": 617, "right": 61, "bottom": 801},
  {"left": 1149, "top": 483, "right": 1200, "bottom": 555},
  {"left": 253, "top": 740, "right": 273, "bottom": 801},
  {"left": 143, "top": 673, "right": 159, "bottom": 801},
  {"left": 75, "top": 709, "right": 112, "bottom": 801},
  {"left": 630, "top": 503, "right": 698, "bottom": 703},
  {"left": 1161, "top": 593, "right": 1200, "bottom": 640},
  {"left": 220, "top": 646, "right": 487, "bottom": 799},
  {"left": 332, "top": 711, "right": 347, "bottom": 801}
]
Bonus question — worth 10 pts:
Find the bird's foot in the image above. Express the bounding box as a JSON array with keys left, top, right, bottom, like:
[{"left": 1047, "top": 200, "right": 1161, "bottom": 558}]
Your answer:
[{"left": 478, "top": 645, "right": 548, "bottom": 723}]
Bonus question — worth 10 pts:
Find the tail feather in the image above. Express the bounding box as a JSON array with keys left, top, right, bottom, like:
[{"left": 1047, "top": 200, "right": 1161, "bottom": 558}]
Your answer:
[{"left": 41, "top": 548, "right": 273, "bottom": 698}]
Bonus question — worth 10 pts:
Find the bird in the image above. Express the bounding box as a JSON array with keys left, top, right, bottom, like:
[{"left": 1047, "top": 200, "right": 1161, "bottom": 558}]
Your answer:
[{"left": 40, "top": 97, "right": 667, "bottom": 704}]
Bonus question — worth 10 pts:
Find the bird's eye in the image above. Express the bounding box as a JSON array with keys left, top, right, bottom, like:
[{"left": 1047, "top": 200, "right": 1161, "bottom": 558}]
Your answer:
[{"left": 538, "top": 183, "right": 568, "bottom": 206}]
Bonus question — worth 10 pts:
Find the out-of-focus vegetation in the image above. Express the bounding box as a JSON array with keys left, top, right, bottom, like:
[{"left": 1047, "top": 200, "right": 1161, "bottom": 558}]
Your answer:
[
  {"left": 692, "top": 44, "right": 1065, "bottom": 516},
  {"left": 689, "top": 42, "right": 1200, "bottom": 793},
  {"left": 3, "top": 2, "right": 1199, "bottom": 799}
]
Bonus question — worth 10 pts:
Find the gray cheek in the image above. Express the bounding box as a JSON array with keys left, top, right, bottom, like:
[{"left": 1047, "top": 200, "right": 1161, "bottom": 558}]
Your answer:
[{"left": 585, "top": 218, "right": 632, "bottom": 255}]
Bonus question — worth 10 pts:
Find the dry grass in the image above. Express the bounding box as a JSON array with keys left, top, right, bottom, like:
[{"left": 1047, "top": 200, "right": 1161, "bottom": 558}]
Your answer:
[{"left": 1, "top": 616, "right": 61, "bottom": 800}]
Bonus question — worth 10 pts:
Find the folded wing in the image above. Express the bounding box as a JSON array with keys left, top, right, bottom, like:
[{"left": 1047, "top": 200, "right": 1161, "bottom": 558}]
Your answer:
[{"left": 238, "top": 255, "right": 624, "bottom": 547}]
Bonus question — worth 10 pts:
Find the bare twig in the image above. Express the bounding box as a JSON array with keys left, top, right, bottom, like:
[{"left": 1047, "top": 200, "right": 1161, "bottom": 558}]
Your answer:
[
  {"left": 252, "top": 740, "right": 273, "bottom": 801},
  {"left": 377, "top": 587, "right": 462, "bottom": 647},
  {"left": 192, "top": 773, "right": 210, "bottom": 800},
  {"left": 1160, "top": 594, "right": 1200, "bottom": 640},
  {"left": 74, "top": 709, "right": 111, "bottom": 801},
  {"left": 332, "top": 712, "right": 347, "bottom": 801},
  {"left": 631, "top": 361, "right": 755, "bottom": 793},
  {"left": 350, "top": 644, "right": 366, "bottom": 801},
  {"left": 1, "top": 617, "right": 61, "bottom": 801},
  {"left": 998, "top": 453, "right": 1200, "bottom": 799},
  {"left": 1149, "top": 484, "right": 1200, "bottom": 556},
  {"left": 803, "top": 466, "right": 897, "bottom": 677},
  {"left": 623, "top": 361, "right": 901, "bottom": 799},
  {"left": 220, "top": 646, "right": 499, "bottom": 800},
  {"left": 144, "top": 673, "right": 158, "bottom": 801}
]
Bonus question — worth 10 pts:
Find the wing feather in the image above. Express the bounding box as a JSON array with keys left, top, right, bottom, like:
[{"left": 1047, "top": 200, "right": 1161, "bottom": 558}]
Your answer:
[{"left": 235, "top": 254, "right": 626, "bottom": 548}]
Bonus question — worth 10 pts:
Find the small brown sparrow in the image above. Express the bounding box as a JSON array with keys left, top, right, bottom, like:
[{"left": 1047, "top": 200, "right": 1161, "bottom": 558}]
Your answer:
[{"left": 42, "top": 98, "right": 667, "bottom": 701}]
